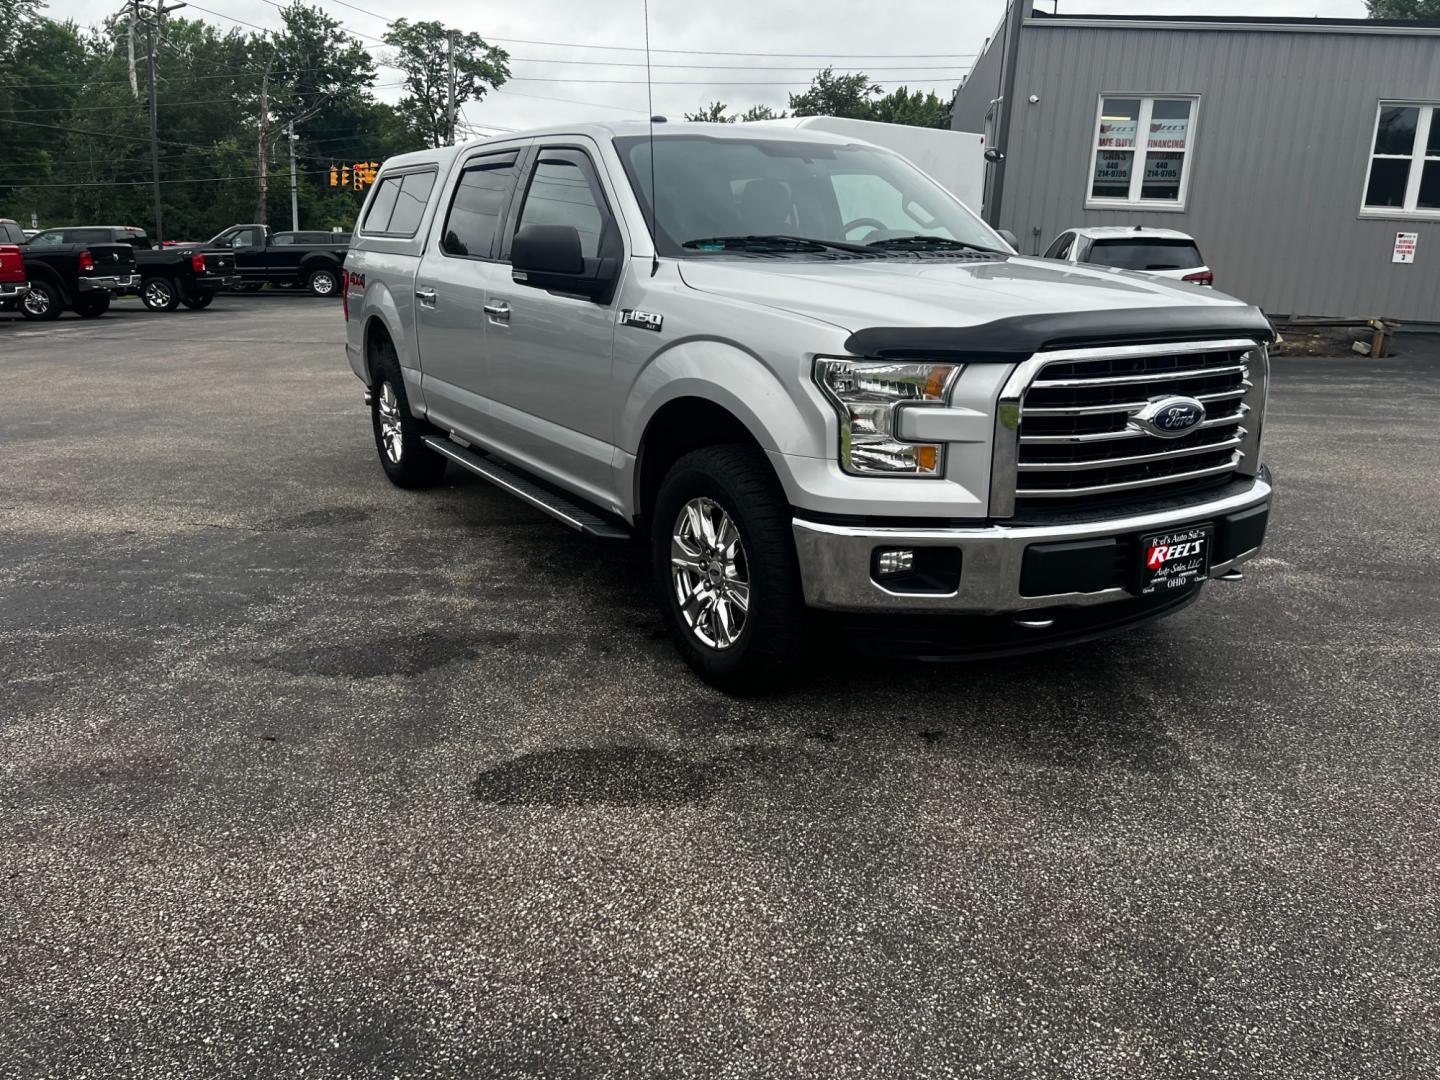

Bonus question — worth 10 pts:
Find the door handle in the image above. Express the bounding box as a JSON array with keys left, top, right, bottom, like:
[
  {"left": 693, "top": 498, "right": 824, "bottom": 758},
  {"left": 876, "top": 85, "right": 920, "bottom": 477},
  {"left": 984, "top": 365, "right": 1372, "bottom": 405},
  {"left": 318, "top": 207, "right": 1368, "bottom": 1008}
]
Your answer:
[
  {"left": 483, "top": 300, "right": 510, "bottom": 321},
  {"left": 415, "top": 286, "right": 437, "bottom": 308}
]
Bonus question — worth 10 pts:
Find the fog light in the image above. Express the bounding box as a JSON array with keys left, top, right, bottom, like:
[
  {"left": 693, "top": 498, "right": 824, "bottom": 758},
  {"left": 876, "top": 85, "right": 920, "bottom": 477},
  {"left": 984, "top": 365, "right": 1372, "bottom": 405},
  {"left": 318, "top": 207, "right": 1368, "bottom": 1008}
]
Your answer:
[{"left": 876, "top": 549, "right": 915, "bottom": 576}]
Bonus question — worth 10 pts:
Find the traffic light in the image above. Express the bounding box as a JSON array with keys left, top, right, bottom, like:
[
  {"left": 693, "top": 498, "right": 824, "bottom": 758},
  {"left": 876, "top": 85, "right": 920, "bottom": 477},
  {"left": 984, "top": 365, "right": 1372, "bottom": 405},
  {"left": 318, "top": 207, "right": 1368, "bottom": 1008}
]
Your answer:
[
  {"left": 341, "top": 165, "right": 350, "bottom": 188},
  {"left": 328, "top": 165, "right": 338, "bottom": 188}
]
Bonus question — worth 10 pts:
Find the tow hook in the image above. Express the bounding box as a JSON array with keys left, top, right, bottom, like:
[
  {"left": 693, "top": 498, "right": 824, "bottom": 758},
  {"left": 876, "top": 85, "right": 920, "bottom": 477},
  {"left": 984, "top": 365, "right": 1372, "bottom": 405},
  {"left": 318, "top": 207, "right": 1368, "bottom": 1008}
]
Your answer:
[
  {"left": 363, "top": 388, "right": 373, "bottom": 407},
  {"left": 1013, "top": 616, "right": 1056, "bottom": 630},
  {"left": 1216, "top": 568, "right": 1245, "bottom": 582}
]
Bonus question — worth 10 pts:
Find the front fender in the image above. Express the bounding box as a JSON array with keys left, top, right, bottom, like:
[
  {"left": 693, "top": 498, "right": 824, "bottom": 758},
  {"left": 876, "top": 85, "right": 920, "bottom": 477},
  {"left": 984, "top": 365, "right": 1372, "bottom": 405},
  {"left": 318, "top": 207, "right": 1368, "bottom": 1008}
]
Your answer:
[{"left": 620, "top": 338, "right": 817, "bottom": 458}]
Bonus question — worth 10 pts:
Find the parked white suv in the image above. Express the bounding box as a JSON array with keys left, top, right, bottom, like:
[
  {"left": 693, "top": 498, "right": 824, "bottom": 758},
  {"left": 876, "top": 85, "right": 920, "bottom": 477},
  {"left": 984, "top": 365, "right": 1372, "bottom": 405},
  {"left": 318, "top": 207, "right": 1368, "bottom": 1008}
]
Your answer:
[
  {"left": 343, "top": 122, "right": 1272, "bottom": 692},
  {"left": 1043, "top": 226, "right": 1214, "bottom": 286}
]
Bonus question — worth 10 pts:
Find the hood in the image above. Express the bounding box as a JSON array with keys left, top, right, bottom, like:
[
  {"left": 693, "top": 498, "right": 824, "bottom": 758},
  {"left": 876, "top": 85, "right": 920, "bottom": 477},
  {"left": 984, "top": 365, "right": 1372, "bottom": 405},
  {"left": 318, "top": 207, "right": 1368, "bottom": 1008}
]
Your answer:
[{"left": 676, "top": 255, "right": 1249, "bottom": 334}]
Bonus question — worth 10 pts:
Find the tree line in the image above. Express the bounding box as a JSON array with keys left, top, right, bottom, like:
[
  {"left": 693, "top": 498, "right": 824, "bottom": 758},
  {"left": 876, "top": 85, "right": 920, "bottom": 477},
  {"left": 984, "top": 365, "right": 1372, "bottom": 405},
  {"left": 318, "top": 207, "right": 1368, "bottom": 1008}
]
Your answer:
[
  {"left": 685, "top": 69, "right": 951, "bottom": 129},
  {"left": 0, "top": 0, "right": 508, "bottom": 238}
]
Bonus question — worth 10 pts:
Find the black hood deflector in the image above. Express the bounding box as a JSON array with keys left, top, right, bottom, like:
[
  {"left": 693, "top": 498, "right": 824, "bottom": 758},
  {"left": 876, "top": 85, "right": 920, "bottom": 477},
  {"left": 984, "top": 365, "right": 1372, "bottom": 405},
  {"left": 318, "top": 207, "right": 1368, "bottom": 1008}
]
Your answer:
[{"left": 844, "top": 304, "right": 1275, "bottom": 360}]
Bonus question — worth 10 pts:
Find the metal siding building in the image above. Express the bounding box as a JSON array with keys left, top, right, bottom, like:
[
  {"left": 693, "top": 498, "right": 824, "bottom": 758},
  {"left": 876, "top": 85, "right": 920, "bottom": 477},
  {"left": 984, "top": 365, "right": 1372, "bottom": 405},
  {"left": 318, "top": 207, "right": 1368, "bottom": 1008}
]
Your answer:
[{"left": 952, "top": 14, "right": 1440, "bottom": 321}]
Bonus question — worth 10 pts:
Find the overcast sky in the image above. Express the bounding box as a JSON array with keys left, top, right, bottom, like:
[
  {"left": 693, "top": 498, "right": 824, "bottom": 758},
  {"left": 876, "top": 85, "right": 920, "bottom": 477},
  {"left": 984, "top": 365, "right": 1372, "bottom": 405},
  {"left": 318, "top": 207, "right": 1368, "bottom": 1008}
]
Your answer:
[{"left": 46, "top": 0, "right": 1368, "bottom": 132}]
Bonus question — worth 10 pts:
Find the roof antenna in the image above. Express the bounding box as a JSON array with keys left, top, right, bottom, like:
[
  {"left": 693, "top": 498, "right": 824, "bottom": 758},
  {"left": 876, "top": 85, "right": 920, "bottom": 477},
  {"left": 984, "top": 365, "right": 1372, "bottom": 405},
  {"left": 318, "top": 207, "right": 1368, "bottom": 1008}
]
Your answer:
[{"left": 643, "top": 0, "right": 660, "bottom": 276}]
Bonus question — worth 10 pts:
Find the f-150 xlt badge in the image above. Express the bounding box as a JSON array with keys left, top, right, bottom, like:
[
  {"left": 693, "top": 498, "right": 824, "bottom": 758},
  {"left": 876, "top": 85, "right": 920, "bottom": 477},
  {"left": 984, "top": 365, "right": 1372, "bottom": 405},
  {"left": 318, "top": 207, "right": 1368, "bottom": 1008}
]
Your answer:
[
  {"left": 621, "top": 309, "right": 663, "bottom": 332},
  {"left": 1129, "top": 395, "right": 1206, "bottom": 439}
]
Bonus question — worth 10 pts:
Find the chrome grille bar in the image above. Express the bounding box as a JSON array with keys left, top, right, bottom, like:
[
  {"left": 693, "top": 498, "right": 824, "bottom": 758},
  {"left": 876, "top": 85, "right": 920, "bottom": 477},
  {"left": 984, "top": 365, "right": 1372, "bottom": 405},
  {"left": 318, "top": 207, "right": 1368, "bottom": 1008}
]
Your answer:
[
  {"left": 1016, "top": 432, "right": 1245, "bottom": 471},
  {"left": 1029, "top": 363, "right": 1249, "bottom": 389},
  {"left": 1016, "top": 457, "right": 1245, "bottom": 499},
  {"left": 1019, "top": 385, "right": 1250, "bottom": 417},
  {"left": 1020, "top": 406, "right": 1249, "bottom": 444}
]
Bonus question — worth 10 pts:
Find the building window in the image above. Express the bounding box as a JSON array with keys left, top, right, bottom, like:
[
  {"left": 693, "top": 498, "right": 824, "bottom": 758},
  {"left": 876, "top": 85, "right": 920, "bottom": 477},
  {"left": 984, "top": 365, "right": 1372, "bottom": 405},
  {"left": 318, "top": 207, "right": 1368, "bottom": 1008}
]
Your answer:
[
  {"left": 1362, "top": 102, "right": 1440, "bottom": 218},
  {"left": 1087, "top": 96, "right": 1196, "bottom": 209}
]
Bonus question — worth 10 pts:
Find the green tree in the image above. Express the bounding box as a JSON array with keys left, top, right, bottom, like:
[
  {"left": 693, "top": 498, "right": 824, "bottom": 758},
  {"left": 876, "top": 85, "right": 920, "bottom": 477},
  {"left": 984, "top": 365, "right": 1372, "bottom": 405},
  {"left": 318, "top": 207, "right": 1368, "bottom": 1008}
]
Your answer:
[
  {"left": 684, "top": 101, "right": 734, "bottom": 123},
  {"left": 872, "top": 86, "right": 950, "bottom": 129},
  {"left": 383, "top": 19, "right": 509, "bottom": 147},
  {"left": 788, "top": 67, "right": 882, "bottom": 120},
  {"left": 738, "top": 104, "right": 786, "bottom": 122},
  {"left": 1365, "top": 0, "right": 1440, "bottom": 16}
]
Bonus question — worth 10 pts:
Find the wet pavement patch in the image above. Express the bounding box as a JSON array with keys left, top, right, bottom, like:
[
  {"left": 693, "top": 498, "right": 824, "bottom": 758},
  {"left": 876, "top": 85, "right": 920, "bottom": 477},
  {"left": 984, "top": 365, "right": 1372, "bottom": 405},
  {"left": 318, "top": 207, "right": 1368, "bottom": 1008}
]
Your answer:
[
  {"left": 264, "top": 628, "right": 517, "bottom": 679},
  {"left": 471, "top": 746, "right": 727, "bottom": 807}
]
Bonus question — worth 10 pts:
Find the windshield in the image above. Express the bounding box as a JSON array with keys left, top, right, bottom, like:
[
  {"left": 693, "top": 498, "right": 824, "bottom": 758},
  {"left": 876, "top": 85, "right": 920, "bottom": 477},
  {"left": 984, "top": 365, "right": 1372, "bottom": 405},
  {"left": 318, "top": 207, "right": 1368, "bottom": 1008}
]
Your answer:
[
  {"left": 1085, "top": 238, "right": 1204, "bottom": 271},
  {"left": 615, "top": 134, "right": 1006, "bottom": 257}
]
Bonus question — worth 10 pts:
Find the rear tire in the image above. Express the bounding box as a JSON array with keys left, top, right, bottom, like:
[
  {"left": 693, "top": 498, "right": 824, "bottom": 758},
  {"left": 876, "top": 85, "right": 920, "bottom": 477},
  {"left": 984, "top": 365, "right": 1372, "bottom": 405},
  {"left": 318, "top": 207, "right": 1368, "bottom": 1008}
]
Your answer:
[
  {"left": 73, "top": 293, "right": 111, "bottom": 318},
  {"left": 370, "top": 345, "right": 447, "bottom": 489},
  {"left": 652, "top": 444, "right": 806, "bottom": 694},
  {"left": 140, "top": 276, "right": 179, "bottom": 312},
  {"left": 20, "top": 280, "right": 62, "bottom": 321},
  {"left": 181, "top": 292, "right": 215, "bottom": 310},
  {"left": 307, "top": 267, "right": 339, "bottom": 297}
]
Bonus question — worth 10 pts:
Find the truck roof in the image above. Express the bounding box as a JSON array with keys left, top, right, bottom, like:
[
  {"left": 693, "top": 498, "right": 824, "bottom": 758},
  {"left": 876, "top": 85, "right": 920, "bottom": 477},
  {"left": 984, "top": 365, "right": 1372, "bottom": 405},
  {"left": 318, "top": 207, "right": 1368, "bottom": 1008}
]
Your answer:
[{"left": 435, "top": 120, "right": 871, "bottom": 158}]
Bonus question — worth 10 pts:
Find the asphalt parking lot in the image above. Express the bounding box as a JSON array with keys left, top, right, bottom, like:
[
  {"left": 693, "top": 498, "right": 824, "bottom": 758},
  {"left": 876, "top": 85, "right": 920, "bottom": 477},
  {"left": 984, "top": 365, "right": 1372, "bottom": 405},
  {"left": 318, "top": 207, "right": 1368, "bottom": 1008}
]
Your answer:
[{"left": 2, "top": 295, "right": 1438, "bottom": 1079}]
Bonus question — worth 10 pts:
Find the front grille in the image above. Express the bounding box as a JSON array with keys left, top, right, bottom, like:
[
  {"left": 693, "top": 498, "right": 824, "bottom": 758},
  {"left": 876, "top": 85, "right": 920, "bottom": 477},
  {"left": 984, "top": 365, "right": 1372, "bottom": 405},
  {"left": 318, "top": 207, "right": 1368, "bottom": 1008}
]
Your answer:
[{"left": 1011, "top": 342, "right": 1261, "bottom": 509}]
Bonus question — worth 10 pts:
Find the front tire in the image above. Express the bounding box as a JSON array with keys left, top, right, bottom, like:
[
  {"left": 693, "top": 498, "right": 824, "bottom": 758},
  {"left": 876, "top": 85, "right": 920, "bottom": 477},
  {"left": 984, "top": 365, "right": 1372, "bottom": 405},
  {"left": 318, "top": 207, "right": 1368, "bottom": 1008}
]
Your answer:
[
  {"left": 73, "top": 293, "right": 111, "bottom": 318},
  {"left": 370, "top": 347, "right": 447, "bottom": 489},
  {"left": 20, "top": 280, "right": 62, "bottom": 321},
  {"left": 307, "top": 267, "right": 339, "bottom": 297},
  {"left": 652, "top": 445, "right": 805, "bottom": 694},
  {"left": 181, "top": 292, "right": 215, "bottom": 310},
  {"left": 140, "top": 276, "right": 179, "bottom": 312}
]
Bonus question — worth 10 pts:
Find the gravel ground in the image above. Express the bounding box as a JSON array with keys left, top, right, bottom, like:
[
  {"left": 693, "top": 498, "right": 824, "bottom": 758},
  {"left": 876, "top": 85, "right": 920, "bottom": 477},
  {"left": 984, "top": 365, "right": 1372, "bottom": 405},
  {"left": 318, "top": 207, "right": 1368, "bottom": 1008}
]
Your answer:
[{"left": 2, "top": 297, "right": 1437, "bottom": 1079}]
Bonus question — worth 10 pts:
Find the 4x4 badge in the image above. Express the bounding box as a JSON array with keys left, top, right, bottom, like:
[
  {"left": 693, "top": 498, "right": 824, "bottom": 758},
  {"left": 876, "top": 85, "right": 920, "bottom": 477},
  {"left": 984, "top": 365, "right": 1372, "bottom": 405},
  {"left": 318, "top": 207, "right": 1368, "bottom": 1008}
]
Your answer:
[{"left": 621, "top": 309, "right": 663, "bottom": 332}]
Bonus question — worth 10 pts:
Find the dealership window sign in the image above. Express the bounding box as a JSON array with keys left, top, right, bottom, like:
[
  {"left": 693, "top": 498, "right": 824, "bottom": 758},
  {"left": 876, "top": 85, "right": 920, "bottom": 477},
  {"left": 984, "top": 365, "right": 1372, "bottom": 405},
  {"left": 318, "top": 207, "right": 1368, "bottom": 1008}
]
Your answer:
[{"left": 1393, "top": 231, "right": 1417, "bottom": 264}]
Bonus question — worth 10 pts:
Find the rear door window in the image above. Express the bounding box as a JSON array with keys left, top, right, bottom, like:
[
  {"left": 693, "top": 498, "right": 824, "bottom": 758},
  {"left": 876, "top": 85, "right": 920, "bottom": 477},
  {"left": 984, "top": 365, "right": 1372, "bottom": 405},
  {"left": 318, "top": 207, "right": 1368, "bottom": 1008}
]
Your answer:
[
  {"left": 441, "top": 152, "right": 519, "bottom": 258},
  {"left": 1084, "top": 238, "right": 1203, "bottom": 271},
  {"left": 27, "top": 231, "right": 64, "bottom": 248}
]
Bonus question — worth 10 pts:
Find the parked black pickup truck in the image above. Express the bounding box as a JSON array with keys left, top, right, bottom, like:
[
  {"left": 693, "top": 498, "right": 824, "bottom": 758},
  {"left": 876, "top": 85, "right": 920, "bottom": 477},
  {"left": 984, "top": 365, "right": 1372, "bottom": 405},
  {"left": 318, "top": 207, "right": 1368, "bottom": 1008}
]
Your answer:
[
  {"left": 207, "top": 224, "right": 348, "bottom": 296},
  {"left": 0, "top": 218, "right": 138, "bottom": 320},
  {"left": 25, "top": 226, "right": 240, "bottom": 311}
]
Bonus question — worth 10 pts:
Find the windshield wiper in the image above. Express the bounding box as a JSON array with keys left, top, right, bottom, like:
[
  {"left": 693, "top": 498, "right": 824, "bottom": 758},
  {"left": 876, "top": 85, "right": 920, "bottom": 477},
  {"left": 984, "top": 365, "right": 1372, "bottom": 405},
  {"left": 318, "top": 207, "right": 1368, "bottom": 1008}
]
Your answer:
[
  {"left": 865, "top": 235, "right": 1005, "bottom": 254},
  {"left": 682, "top": 234, "right": 872, "bottom": 254}
]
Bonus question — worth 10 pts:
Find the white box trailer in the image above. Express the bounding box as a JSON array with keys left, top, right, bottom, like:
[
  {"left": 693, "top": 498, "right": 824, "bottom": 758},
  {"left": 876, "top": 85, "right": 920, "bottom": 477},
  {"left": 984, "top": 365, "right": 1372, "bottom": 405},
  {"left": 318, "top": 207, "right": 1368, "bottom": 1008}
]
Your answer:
[{"left": 750, "top": 115, "right": 987, "bottom": 213}]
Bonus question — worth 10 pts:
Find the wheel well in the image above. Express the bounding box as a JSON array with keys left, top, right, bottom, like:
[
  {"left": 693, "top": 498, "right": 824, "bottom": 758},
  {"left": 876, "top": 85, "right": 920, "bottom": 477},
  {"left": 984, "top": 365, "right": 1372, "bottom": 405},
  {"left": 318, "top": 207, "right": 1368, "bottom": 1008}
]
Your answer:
[
  {"left": 636, "top": 398, "right": 770, "bottom": 521},
  {"left": 364, "top": 317, "right": 394, "bottom": 380},
  {"left": 300, "top": 257, "right": 339, "bottom": 276}
]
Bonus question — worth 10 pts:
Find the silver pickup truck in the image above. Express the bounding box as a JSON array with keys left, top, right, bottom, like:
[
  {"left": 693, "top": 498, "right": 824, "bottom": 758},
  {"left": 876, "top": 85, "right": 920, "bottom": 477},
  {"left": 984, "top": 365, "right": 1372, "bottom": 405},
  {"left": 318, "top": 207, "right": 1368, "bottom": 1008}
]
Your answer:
[{"left": 343, "top": 121, "right": 1273, "bottom": 692}]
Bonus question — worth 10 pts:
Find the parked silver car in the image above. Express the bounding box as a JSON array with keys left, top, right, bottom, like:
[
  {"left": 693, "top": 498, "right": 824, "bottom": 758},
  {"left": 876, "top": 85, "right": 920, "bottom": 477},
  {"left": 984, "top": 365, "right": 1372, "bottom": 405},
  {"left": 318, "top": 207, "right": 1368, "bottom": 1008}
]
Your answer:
[{"left": 343, "top": 122, "right": 1273, "bottom": 692}]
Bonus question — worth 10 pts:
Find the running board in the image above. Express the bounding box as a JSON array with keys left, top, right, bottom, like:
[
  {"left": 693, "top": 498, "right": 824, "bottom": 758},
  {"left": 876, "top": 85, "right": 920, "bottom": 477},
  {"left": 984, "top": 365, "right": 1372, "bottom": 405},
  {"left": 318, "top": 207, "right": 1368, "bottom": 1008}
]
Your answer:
[{"left": 422, "top": 436, "right": 631, "bottom": 539}]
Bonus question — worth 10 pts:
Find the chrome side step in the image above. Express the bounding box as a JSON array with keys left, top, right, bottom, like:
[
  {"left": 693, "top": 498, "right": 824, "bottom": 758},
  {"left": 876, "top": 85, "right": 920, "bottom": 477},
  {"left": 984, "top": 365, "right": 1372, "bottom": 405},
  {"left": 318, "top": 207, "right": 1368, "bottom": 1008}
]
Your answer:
[{"left": 422, "top": 436, "right": 631, "bottom": 539}]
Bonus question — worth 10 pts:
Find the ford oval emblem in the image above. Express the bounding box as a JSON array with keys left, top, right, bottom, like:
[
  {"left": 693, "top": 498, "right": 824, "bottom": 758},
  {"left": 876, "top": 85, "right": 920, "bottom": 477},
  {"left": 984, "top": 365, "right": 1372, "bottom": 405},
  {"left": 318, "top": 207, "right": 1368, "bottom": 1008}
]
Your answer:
[{"left": 1130, "top": 396, "right": 1207, "bottom": 439}]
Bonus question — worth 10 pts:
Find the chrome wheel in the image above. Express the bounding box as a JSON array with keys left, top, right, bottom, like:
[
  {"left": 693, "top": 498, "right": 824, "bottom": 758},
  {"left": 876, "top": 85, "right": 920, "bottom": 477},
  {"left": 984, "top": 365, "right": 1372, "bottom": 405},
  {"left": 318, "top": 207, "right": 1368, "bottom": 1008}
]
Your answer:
[
  {"left": 21, "top": 288, "right": 49, "bottom": 317},
  {"left": 670, "top": 497, "right": 750, "bottom": 650},
  {"left": 377, "top": 382, "right": 404, "bottom": 464},
  {"left": 143, "top": 279, "right": 172, "bottom": 308},
  {"left": 310, "top": 270, "right": 336, "bottom": 296}
]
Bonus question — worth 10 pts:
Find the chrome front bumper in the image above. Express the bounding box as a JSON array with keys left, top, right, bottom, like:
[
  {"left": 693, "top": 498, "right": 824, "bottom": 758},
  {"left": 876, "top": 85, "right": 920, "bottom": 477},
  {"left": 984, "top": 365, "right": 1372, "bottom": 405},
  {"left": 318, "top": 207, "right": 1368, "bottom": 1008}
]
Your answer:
[{"left": 793, "top": 475, "right": 1272, "bottom": 613}]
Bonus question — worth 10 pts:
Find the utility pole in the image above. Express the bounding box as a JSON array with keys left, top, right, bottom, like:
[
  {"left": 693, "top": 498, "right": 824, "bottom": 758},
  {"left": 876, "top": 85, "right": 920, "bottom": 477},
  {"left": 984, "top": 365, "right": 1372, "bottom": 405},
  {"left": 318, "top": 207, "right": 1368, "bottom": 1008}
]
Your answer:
[
  {"left": 287, "top": 120, "right": 300, "bottom": 231},
  {"left": 146, "top": 0, "right": 185, "bottom": 244},
  {"left": 126, "top": 0, "right": 139, "bottom": 99},
  {"left": 255, "top": 52, "right": 273, "bottom": 226},
  {"left": 445, "top": 29, "right": 456, "bottom": 146}
]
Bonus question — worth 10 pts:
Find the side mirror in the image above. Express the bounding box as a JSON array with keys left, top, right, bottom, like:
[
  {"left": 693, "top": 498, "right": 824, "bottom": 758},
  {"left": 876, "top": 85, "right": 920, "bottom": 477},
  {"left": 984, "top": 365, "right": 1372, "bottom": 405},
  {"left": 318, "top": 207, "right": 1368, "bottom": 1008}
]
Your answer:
[
  {"left": 997, "top": 228, "right": 1019, "bottom": 250},
  {"left": 512, "top": 224, "right": 615, "bottom": 300}
]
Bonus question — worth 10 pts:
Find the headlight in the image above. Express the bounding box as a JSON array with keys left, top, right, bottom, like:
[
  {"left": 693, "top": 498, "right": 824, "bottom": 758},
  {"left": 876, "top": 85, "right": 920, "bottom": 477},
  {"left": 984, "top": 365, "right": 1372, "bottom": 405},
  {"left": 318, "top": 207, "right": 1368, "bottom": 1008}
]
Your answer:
[{"left": 814, "top": 358, "right": 961, "bottom": 477}]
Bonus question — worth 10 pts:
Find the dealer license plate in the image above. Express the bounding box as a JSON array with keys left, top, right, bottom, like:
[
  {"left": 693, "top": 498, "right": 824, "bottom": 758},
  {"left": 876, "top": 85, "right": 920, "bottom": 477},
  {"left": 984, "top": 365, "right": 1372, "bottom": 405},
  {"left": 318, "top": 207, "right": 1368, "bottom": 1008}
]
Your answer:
[{"left": 1136, "top": 524, "right": 1213, "bottom": 595}]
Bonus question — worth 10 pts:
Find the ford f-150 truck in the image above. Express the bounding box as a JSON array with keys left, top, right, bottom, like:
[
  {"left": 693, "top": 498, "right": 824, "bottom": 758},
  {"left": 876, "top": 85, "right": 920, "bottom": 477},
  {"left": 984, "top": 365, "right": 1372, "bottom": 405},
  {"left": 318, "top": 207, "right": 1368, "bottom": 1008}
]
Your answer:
[
  {"left": 25, "top": 226, "right": 239, "bottom": 311},
  {"left": 208, "top": 224, "right": 348, "bottom": 295},
  {"left": 343, "top": 123, "right": 1274, "bottom": 692},
  {"left": 0, "top": 218, "right": 138, "bottom": 320}
]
